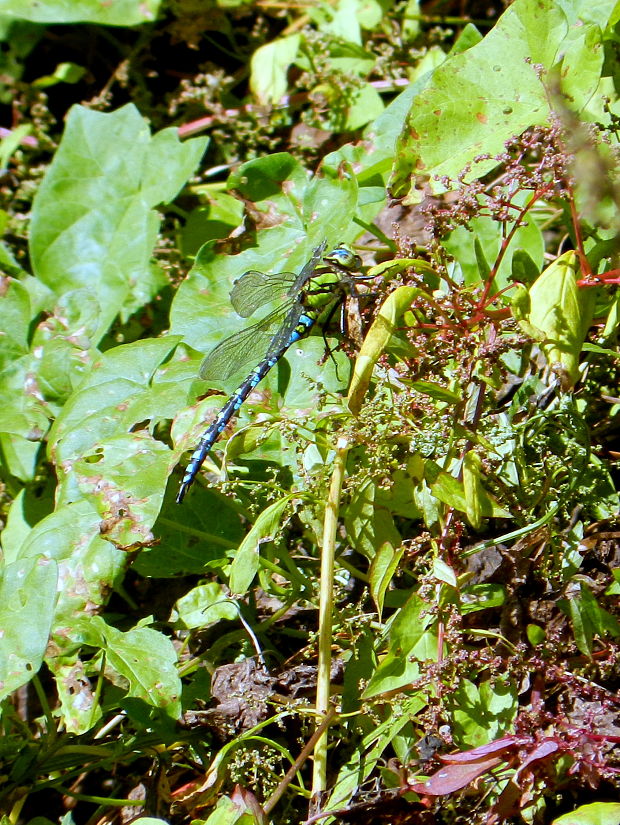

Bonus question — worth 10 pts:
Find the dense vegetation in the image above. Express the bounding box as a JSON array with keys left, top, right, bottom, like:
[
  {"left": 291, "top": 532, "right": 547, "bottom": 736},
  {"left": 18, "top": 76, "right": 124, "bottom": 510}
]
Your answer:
[{"left": 0, "top": 1, "right": 619, "bottom": 824}]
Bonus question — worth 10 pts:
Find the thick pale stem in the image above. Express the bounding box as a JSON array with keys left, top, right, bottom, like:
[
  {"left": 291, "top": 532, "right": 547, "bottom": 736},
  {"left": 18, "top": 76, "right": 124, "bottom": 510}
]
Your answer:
[{"left": 311, "top": 436, "right": 349, "bottom": 804}]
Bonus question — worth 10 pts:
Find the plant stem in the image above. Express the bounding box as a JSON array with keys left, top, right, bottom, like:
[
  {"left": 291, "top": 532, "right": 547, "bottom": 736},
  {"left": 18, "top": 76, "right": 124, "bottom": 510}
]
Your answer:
[{"left": 311, "top": 437, "right": 349, "bottom": 804}]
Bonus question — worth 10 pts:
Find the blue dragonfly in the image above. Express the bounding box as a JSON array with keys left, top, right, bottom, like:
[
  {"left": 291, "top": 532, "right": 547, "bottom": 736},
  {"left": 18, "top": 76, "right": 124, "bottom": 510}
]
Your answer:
[{"left": 177, "top": 241, "right": 365, "bottom": 503}]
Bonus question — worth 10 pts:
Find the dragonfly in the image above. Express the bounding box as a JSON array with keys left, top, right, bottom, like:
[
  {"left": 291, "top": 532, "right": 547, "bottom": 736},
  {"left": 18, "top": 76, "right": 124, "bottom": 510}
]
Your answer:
[{"left": 176, "top": 240, "right": 365, "bottom": 503}]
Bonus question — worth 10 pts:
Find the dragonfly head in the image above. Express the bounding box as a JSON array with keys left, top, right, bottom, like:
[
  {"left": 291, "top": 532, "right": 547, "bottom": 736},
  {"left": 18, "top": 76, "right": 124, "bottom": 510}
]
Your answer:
[{"left": 324, "top": 243, "right": 362, "bottom": 272}]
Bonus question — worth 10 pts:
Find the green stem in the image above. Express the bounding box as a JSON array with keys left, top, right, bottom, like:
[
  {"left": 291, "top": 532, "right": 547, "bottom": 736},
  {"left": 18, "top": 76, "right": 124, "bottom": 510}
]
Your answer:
[
  {"left": 312, "top": 437, "right": 349, "bottom": 802},
  {"left": 31, "top": 673, "right": 56, "bottom": 741}
]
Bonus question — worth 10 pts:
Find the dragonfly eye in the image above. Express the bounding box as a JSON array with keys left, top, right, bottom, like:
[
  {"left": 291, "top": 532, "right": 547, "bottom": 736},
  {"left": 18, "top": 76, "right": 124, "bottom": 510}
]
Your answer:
[{"left": 324, "top": 244, "right": 362, "bottom": 271}]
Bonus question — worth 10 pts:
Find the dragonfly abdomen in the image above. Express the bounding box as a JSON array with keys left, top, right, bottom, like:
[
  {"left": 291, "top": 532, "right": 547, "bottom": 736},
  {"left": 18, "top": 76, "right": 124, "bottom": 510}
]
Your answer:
[{"left": 176, "top": 312, "right": 317, "bottom": 503}]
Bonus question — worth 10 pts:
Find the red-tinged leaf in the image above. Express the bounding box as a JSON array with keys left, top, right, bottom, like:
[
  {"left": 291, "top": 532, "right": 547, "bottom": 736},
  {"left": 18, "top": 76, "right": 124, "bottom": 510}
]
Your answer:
[
  {"left": 409, "top": 756, "right": 502, "bottom": 795},
  {"left": 492, "top": 779, "right": 522, "bottom": 820},
  {"left": 440, "top": 736, "right": 519, "bottom": 763},
  {"left": 515, "top": 738, "right": 560, "bottom": 776},
  {"left": 231, "top": 784, "right": 267, "bottom": 821}
]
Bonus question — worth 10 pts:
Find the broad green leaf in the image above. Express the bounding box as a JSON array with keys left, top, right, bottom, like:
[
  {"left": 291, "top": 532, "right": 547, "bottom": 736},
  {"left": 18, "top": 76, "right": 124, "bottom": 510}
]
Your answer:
[
  {"left": 50, "top": 337, "right": 181, "bottom": 464},
  {"left": 227, "top": 153, "right": 308, "bottom": 222},
  {"left": 428, "top": 461, "right": 511, "bottom": 521},
  {"left": 449, "top": 22, "right": 483, "bottom": 53},
  {"left": 171, "top": 582, "right": 238, "bottom": 630},
  {"left": 552, "top": 802, "right": 620, "bottom": 825},
  {"left": 389, "top": 0, "right": 609, "bottom": 202},
  {"left": 80, "top": 615, "right": 181, "bottom": 719},
  {"left": 0, "top": 555, "right": 57, "bottom": 701},
  {"left": 315, "top": 82, "right": 384, "bottom": 131},
  {"left": 444, "top": 206, "right": 545, "bottom": 292},
  {"left": 0, "top": 490, "right": 53, "bottom": 565},
  {"left": 0, "top": 0, "right": 160, "bottom": 25},
  {"left": 364, "top": 593, "right": 437, "bottom": 696},
  {"left": 369, "top": 541, "right": 404, "bottom": 617},
  {"left": 525, "top": 250, "right": 596, "bottom": 387},
  {"left": 229, "top": 494, "right": 298, "bottom": 594},
  {"left": 18, "top": 500, "right": 126, "bottom": 640},
  {"left": 463, "top": 451, "right": 485, "bottom": 530},
  {"left": 135, "top": 488, "right": 243, "bottom": 578},
  {"left": 180, "top": 192, "right": 245, "bottom": 256},
  {"left": 450, "top": 678, "right": 518, "bottom": 748},
  {"left": 0, "top": 278, "right": 32, "bottom": 364},
  {"left": 200, "top": 794, "right": 263, "bottom": 825},
  {"left": 30, "top": 104, "right": 206, "bottom": 341},
  {"left": 50, "top": 652, "right": 102, "bottom": 734},
  {"left": 307, "top": 0, "right": 362, "bottom": 44},
  {"left": 345, "top": 479, "right": 402, "bottom": 560},
  {"left": 250, "top": 35, "right": 300, "bottom": 104},
  {"left": 69, "top": 434, "right": 172, "bottom": 546},
  {"left": 303, "top": 161, "right": 359, "bottom": 244}
]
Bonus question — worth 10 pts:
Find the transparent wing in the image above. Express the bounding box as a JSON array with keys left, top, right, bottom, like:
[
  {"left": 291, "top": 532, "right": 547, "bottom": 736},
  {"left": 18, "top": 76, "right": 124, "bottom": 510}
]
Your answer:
[
  {"left": 289, "top": 240, "right": 328, "bottom": 294},
  {"left": 230, "top": 271, "right": 297, "bottom": 318},
  {"left": 199, "top": 300, "right": 298, "bottom": 381}
]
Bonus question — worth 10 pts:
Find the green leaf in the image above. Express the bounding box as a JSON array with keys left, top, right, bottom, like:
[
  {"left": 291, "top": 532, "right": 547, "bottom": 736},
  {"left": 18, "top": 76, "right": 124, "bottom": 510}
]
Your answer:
[
  {"left": 50, "top": 651, "right": 103, "bottom": 734},
  {"left": 0, "top": 122, "right": 31, "bottom": 168},
  {"left": 552, "top": 802, "right": 620, "bottom": 825},
  {"left": 363, "top": 593, "right": 437, "bottom": 697},
  {"left": 511, "top": 248, "right": 540, "bottom": 285},
  {"left": 316, "top": 82, "right": 384, "bottom": 131},
  {"left": 389, "top": 0, "right": 608, "bottom": 202},
  {"left": 345, "top": 480, "right": 402, "bottom": 560},
  {"left": 444, "top": 206, "right": 545, "bottom": 292},
  {"left": 369, "top": 541, "right": 404, "bottom": 618},
  {"left": 0, "top": 0, "right": 161, "bottom": 25},
  {"left": 428, "top": 461, "right": 511, "bottom": 521},
  {"left": 326, "top": 694, "right": 426, "bottom": 811},
  {"left": 460, "top": 583, "right": 506, "bottom": 614},
  {"left": 229, "top": 494, "right": 298, "bottom": 594},
  {"left": 33, "top": 61, "right": 86, "bottom": 87},
  {"left": 527, "top": 624, "right": 546, "bottom": 645},
  {"left": 560, "top": 580, "right": 620, "bottom": 656},
  {"left": 450, "top": 678, "right": 518, "bottom": 748},
  {"left": 463, "top": 451, "right": 485, "bottom": 530},
  {"left": 408, "top": 380, "right": 461, "bottom": 403},
  {"left": 180, "top": 193, "right": 245, "bottom": 256},
  {"left": 250, "top": 35, "right": 300, "bottom": 104},
  {"left": 81, "top": 615, "right": 181, "bottom": 718},
  {"left": 171, "top": 582, "right": 238, "bottom": 630},
  {"left": 18, "top": 501, "right": 126, "bottom": 641},
  {"left": 348, "top": 286, "right": 421, "bottom": 414},
  {"left": 50, "top": 336, "right": 181, "bottom": 467},
  {"left": 0, "top": 555, "right": 58, "bottom": 701},
  {"left": 136, "top": 488, "right": 243, "bottom": 578},
  {"left": 29, "top": 104, "right": 206, "bottom": 341},
  {"left": 302, "top": 160, "right": 359, "bottom": 243},
  {"left": 525, "top": 251, "right": 596, "bottom": 387}
]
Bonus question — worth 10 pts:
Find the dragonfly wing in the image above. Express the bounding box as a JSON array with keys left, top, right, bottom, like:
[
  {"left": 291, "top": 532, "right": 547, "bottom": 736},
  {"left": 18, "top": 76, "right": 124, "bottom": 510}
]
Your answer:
[
  {"left": 288, "top": 240, "right": 328, "bottom": 294},
  {"left": 230, "top": 271, "right": 297, "bottom": 317},
  {"left": 199, "top": 302, "right": 294, "bottom": 381}
]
